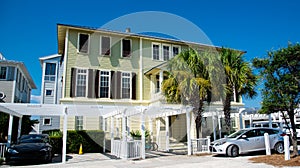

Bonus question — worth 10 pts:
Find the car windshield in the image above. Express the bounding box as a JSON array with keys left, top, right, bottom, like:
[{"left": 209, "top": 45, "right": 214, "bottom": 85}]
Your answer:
[
  {"left": 18, "top": 135, "right": 48, "bottom": 144},
  {"left": 227, "top": 129, "right": 248, "bottom": 138},
  {"left": 19, "top": 138, "right": 45, "bottom": 143}
]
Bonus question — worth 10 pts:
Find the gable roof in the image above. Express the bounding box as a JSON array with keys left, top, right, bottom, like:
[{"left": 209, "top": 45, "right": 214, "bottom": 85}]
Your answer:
[{"left": 0, "top": 60, "right": 37, "bottom": 89}]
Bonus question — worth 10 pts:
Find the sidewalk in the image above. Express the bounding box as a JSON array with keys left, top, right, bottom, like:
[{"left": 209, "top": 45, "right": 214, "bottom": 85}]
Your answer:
[{"left": 6, "top": 152, "right": 274, "bottom": 168}]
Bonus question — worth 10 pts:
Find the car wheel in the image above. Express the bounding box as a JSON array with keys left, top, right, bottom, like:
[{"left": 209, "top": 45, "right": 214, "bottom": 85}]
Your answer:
[
  {"left": 226, "top": 146, "right": 232, "bottom": 157},
  {"left": 274, "top": 142, "right": 284, "bottom": 154},
  {"left": 230, "top": 145, "right": 239, "bottom": 157}
]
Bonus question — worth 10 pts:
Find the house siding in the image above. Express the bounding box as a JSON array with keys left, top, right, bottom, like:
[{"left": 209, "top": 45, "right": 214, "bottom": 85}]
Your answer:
[{"left": 0, "top": 81, "right": 14, "bottom": 103}]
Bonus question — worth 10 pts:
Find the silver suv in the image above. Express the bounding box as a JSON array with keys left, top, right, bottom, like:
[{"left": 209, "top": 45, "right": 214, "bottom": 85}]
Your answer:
[{"left": 209, "top": 127, "right": 285, "bottom": 157}]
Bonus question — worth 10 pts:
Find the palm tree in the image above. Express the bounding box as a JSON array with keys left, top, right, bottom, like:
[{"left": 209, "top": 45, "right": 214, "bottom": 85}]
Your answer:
[
  {"left": 162, "top": 48, "right": 211, "bottom": 138},
  {"left": 220, "top": 48, "right": 257, "bottom": 132}
]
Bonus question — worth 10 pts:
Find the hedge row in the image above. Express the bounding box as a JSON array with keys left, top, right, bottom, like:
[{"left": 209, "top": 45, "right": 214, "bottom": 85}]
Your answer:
[{"left": 42, "top": 130, "right": 105, "bottom": 154}]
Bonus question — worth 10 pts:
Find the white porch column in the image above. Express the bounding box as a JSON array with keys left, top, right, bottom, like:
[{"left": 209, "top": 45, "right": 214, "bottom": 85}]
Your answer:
[
  {"left": 62, "top": 106, "right": 68, "bottom": 164},
  {"left": 159, "top": 70, "right": 163, "bottom": 92},
  {"left": 141, "top": 108, "right": 146, "bottom": 159},
  {"left": 212, "top": 112, "right": 216, "bottom": 141},
  {"left": 268, "top": 114, "right": 272, "bottom": 128},
  {"left": 218, "top": 114, "right": 222, "bottom": 139},
  {"left": 149, "top": 118, "right": 153, "bottom": 142},
  {"left": 17, "top": 116, "right": 22, "bottom": 138},
  {"left": 110, "top": 116, "right": 114, "bottom": 152},
  {"left": 7, "top": 114, "right": 14, "bottom": 147},
  {"left": 102, "top": 117, "right": 106, "bottom": 153},
  {"left": 156, "top": 118, "right": 160, "bottom": 150},
  {"left": 239, "top": 111, "right": 244, "bottom": 129},
  {"left": 121, "top": 110, "right": 127, "bottom": 159},
  {"left": 165, "top": 115, "right": 169, "bottom": 152},
  {"left": 186, "top": 108, "right": 191, "bottom": 155}
]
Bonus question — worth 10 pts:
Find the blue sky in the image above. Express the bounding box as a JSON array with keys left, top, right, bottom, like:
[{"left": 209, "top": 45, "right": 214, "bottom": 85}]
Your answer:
[{"left": 0, "top": 0, "right": 299, "bottom": 107}]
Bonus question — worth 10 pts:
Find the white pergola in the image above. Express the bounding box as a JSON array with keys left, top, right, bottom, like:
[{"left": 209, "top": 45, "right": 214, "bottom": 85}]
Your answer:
[{"left": 0, "top": 103, "right": 194, "bottom": 163}]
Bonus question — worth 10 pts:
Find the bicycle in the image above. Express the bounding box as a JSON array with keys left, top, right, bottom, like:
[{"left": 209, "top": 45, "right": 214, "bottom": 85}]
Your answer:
[{"left": 145, "top": 141, "right": 158, "bottom": 151}]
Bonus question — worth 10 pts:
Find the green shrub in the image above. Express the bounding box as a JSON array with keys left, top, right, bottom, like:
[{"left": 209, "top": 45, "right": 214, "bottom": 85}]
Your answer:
[
  {"left": 46, "top": 130, "right": 105, "bottom": 154},
  {"left": 130, "top": 130, "right": 149, "bottom": 139},
  {"left": 50, "top": 136, "right": 62, "bottom": 154}
]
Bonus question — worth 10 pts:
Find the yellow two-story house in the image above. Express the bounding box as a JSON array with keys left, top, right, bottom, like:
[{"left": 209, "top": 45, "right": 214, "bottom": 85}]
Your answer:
[{"left": 54, "top": 23, "right": 244, "bottom": 147}]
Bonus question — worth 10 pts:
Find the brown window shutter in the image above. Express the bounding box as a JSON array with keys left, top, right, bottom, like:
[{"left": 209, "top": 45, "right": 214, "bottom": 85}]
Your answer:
[
  {"left": 116, "top": 71, "right": 121, "bottom": 99},
  {"left": 131, "top": 72, "right": 136, "bottom": 100},
  {"left": 70, "top": 68, "right": 77, "bottom": 97},
  {"left": 87, "top": 69, "right": 94, "bottom": 98},
  {"left": 95, "top": 70, "right": 100, "bottom": 98},
  {"left": 110, "top": 71, "right": 115, "bottom": 99}
]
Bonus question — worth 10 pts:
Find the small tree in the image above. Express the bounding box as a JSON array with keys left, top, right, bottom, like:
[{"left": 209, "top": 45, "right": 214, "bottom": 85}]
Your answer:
[
  {"left": 220, "top": 48, "right": 257, "bottom": 132},
  {"left": 252, "top": 43, "right": 300, "bottom": 157},
  {"left": 162, "top": 48, "right": 211, "bottom": 138}
]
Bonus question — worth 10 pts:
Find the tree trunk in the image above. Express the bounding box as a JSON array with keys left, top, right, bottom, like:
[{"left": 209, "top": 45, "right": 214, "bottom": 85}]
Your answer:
[
  {"left": 223, "top": 92, "right": 232, "bottom": 133},
  {"left": 289, "top": 110, "right": 298, "bottom": 157},
  {"left": 195, "top": 115, "right": 201, "bottom": 138}
]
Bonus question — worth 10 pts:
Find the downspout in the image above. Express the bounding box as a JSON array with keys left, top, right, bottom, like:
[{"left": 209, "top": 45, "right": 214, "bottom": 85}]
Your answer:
[{"left": 62, "top": 29, "right": 69, "bottom": 99}]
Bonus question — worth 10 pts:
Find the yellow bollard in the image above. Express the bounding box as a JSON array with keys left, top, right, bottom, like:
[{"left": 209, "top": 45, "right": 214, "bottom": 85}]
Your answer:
[{"left": 79, "top": 143, "right": 83, "bottom": 155}]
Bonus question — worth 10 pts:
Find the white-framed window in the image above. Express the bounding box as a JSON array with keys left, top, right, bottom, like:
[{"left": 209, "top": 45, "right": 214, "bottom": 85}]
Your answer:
[
  {"left": 43, "top": 117, "right": 52, "bottom": 126},
  {"left": 99, "top": 70, "right": 110, "bottom": 98},
  {"left": 121, "top": 72, "right": 131, "bottom": 99},
  {"left": 77, "top": 33, "right": 90, "bottom": 53},
  {"left": 100, "top": 36, "right": 111, "bottom": 56},
  {"left": 162, "top": 44, "right": 171, "bottom": 61},
  {"left": 76, "top": 69, "right": 87, "bottom": 97},
  {"left": 75, "top": 116, "right": 83, "bottom": 130},
  {"left": 122, "top": 39, "right": 131, "bottom": 57},
  {"left": 44, "top": 63, "right": 56, "bottom": 81},
  {"left": 152, "top": 43, "right": 161, "bottom": 60},
  {"left": 45, "top": 89, "right": 54, "bottom": 96},
  {"left": 0, "top": 66, "right": 7, "bottom": 80},
  {"left": 172, "top": 45, "right": 181, "bottom": 57}
]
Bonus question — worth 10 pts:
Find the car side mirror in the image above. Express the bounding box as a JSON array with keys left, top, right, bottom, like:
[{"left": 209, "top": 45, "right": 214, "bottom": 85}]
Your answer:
[{"left": 241, "top": 135, "right": 247, "bottom": 139}]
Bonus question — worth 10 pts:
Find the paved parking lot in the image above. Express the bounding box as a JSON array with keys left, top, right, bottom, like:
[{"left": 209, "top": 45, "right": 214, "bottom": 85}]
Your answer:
[{"left": 2, "top": 152, "right": 275, "bottom": 168}]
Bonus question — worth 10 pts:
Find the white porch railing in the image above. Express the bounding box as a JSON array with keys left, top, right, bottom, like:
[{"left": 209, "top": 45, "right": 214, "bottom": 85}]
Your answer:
[
  {"left": 0, "top": 143, "right": 7, "bottom": 159},
  {"left": 191, "top": 136, "right": 210, "bottom": 154},
  {"left": 111, "top": 140, "right": 142, "bottom": 159}
]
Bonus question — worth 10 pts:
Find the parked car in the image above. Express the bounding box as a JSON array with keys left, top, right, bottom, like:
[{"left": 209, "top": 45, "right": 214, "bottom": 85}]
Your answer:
[
  {"left": 209, "top": 127, "right": 285, "bottom": 157},
  {"left": 6, "top": 134, "right": 52, "bottom": 163}
]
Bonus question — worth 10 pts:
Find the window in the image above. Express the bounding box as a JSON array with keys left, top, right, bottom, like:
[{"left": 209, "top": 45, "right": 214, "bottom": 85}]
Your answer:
[
  {"left": 44, "top": 63, "right": 56, "bottom": 81},
  {"left": 122, "top": 39, "right": 131, "bottom": 57},
  {"left": 43, "top": 117, "right": 52, "bottom": 126},
  {"left": 172, "top": 45, "right": 181, "bottom": 57},
  {"left": 152, "top": 43, "right": 160, "bottom": 60},
  {"left": 75, "top": 116, "right": 83, "bottom": 130},
  {"left": 155, "top": 75, "right": 160, "bottom": 93},
  {"left": 101, "top": 36, "right": 111, "bottom": 56},
  {"left": 162, "top": 44, "right": 170, "bottom": 61},
  {"left": 121, "top": 72, "right": 131, "bottom": 99},
  {"left": 99, "top": 71, "right": 110, "bottom": 98},
  {"left": 76, "top": 69, "right": 87, "bottom": 97},
  {"left": 45, "top": 90, "right": 53, "bottom": 96},
  {"left": 0, "top": 66, "right": 7, "bottom": 80},
  {"left": 78, "top": 33, "right": 89, "bottom": 53}
]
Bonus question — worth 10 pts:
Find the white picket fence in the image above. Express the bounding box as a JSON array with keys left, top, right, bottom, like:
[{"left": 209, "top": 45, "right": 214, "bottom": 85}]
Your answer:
[
  {"left": 0, "top": 143, "right": 7, "bottom": 159},
  {"left": 111, "top": 140, "right": 142, "bottom": 159},
  {"left": 191, "top": 136, "right": 210, "bottom": 154}
]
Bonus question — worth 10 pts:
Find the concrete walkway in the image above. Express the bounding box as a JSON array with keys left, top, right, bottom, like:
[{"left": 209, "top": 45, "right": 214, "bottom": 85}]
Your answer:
[{"left": 4, "top": 152, "right": 275, "bottom": 168}]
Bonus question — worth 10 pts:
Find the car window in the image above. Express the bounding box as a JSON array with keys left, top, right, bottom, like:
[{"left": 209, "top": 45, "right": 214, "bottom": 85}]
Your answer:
[
  {"left": 265, "top": 129, "right": 278, "bottom": 135},
  {"left": 228, "top": 129, "right": 248, "bottom": 138},
  {"left": 244, "top": 130, "right": 257, "bottom": 138}
]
